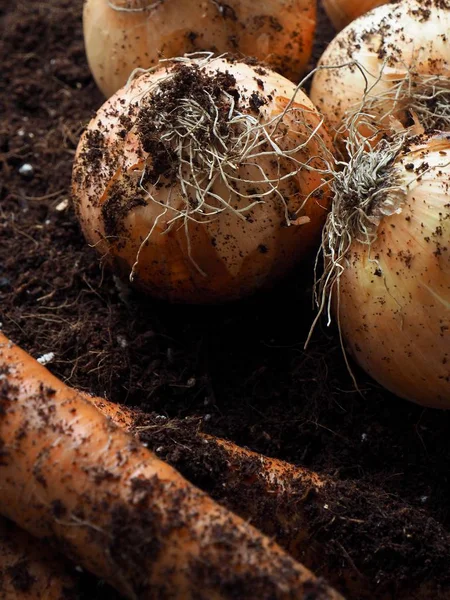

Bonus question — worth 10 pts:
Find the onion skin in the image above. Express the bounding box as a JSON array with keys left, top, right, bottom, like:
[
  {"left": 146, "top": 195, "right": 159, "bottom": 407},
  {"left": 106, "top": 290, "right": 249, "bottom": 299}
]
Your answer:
[
  {"left": 322, "top": 0, "right": 388, "bottom": 31},
  {"left": 310, "top": 0, "right": 450, "bottom": 140},
  {"left": 84, "top": 0, "right": 317, "bottom": 98},
  {"left": 72, "top": 57, "right": 333, "bottom": 303},
  {"left": 336, "top": 135, "right": 450, "bottom": 408}
]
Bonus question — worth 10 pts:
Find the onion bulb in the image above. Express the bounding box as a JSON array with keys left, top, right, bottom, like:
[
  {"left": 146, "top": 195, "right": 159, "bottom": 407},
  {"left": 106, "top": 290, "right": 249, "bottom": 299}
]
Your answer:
[
  {"left": 72, "top": 55, "right": 334, "bottom": 304},
  {"left": 310, "top": 0, "right": 450, "bottom": 143},
  {"left": 322, "top": 0, "right": 388, "bottom": 31},
  {"left": 315, "top": 133, "right": 450, "bottom": 408},
  {"left": 84, "top": 0, "right": 317, "bottom": 98}
]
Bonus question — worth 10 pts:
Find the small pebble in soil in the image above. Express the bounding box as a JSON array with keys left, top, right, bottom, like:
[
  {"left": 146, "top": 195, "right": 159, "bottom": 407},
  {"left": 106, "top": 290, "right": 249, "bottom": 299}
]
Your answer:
[
  {"left": 55, "top": 199, "right": 69, "bottom": 211},
  {"left": 37, "top": 352, "right": 55, "bottom": 365},
  {"left": 117, "top": 335, "right": 128, "bottom": 348},
  {"left": 18, "top": 163, "right": 34, "bottom": 179}
]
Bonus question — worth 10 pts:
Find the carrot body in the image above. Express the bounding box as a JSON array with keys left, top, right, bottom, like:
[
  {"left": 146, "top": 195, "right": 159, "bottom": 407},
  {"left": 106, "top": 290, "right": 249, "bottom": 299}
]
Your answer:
[
  {"left": 0, "top": 332, "right": 343, "bottom": 600},
  {"left": 0, "top": 517, "right": 80, "bottom": 600},
  {"left": 84, "top": 403, "right": 359, "bottom": 596},
  {"left": 89, "top": 400, "right": 323, "bottom": 559},
  {"left": 84, "top": 396, "right": 324, "bottom": 564},
  {"left": 84, "top": 397, "right": 450, "bottom": 600}
]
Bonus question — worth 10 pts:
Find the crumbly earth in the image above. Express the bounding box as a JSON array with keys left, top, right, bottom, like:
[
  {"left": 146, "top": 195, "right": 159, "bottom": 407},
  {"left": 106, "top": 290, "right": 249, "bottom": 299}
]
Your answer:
[{"left": 1, "top": 1, "right": 450, "bottom": 599}]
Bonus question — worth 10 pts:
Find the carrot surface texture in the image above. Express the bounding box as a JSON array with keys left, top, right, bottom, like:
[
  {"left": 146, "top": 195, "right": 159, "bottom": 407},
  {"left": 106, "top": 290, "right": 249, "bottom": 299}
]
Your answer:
[
  {"left": 0, "top": 331, "right": 343, "bottom": 600},
  {"left": 0, "top": 516, "right": 81, "bottom": 599}
]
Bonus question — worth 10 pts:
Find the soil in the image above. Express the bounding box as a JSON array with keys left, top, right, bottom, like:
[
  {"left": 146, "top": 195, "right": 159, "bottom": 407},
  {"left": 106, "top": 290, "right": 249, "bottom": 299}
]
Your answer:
[{"left": 1, "top": 1, "right": 450, "bottom": 599}]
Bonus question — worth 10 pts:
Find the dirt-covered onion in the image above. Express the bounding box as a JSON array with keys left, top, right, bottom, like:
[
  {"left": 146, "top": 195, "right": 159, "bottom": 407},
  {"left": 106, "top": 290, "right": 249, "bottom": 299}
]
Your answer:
[
  {"left": 311, "top": 0, "right": 450, "bottom": 143},
  {"left": 314, "top": 133, "right": 450, "bottom": 408},
  {"left": 72, "top": 56, "right": 333, "bottom": 303},
  {"left": 322, "top": 0, "right": 388, "bottom": 31},
  {"left": 84, "top": 0, "right": 317, "bottom": 98}
]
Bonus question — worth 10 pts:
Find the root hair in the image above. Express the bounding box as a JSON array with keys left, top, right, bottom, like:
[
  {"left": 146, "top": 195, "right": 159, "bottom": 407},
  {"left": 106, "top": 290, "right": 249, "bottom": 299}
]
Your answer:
[
  {"left": 124, "top": 54, "right": 333, "bottom": 278},
  {"left": 337, "top": 60, "right": 450, "bottom": 142},
  {"left": 308, "top": 57, "right": 450, "bottom": 336},
  {"left": 305, "top": 132, "right": 407, "bottom": 356}
]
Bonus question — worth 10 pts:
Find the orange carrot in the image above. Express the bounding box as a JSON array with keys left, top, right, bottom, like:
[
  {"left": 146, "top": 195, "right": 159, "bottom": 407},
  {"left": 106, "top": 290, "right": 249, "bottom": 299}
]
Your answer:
[
  {"left": 88, "top": 399, "right": 324, "bottom": 561},
  {"left": 0, "top": 331, "right": 343, "bottom": 600},
  {"left": 81, "top": 395, "right": 324, "bottom": 567},
  {"left": 84, "top": 398, "right": 450, "bottom": 600},
  {"left": 0, "top": 517, "right": 81, "bottom": 600}
]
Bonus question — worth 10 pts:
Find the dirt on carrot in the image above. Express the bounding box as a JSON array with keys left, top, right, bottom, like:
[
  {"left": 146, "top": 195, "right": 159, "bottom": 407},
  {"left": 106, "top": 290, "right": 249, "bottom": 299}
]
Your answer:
[{"left": 1, "top": 1, "right": 450, "bottom": 599}]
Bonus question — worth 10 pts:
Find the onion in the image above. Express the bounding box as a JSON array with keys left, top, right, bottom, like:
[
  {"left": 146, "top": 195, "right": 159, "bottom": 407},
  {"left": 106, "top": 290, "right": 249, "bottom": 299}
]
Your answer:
[
  {"left": 322, "top": 0, "right": 388, "bottom": 31},
  {"left": 84, "top": 0, "right": 317, "bottom": 97},
  {"left": 310, "top": 0, "right": 450, "bottom": 143},
  {"left": 72, "top": 55, "right": 334, "bottom": 303},
  {"left": 313, "top": 132, "right": 450, "bottom": 408}
]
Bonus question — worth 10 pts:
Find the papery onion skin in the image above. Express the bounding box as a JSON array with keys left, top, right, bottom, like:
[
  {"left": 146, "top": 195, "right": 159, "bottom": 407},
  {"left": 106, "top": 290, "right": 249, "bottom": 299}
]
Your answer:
[
  {"left": 310, "top": 0, "right": 450, "bottom": 141},
  {"left": 336, "top": 135, "right": 450, "bottom": 408},
  {"left": 72, "top": 57, "right": 334, "bottom": 304},
  {"left": 322, "top": 0, "right": 388, "bottom": 31},
  {"left": 84, "top": 0, "right": 317, "bottom": 98}
]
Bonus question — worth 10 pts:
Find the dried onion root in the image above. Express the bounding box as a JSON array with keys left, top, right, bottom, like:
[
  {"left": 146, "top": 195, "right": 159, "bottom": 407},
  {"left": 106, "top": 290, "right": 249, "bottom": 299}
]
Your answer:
[
  {"left": 73, "top": 54, "right": 334, "bottom": 303},
  {"left": 84, "top": 0, "right": 317, "bottom": 97}
]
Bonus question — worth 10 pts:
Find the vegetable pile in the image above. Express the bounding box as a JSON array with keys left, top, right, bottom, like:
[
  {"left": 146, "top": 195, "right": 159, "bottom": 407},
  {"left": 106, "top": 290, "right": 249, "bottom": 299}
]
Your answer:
[
  {"left": 74, "top": 0, "right": 450, "bottom": 405},
  {"left": 1, "top": 0, "right": 450, "bottom": 598}
]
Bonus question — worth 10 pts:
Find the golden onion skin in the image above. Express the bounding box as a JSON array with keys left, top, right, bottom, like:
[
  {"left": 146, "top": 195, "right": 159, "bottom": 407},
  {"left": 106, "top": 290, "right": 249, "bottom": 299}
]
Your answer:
[
  {"left": 311, "top": 0, "right": 450, "bottom": 139},
  {"left": 322, "top": 0, "right": 388, "bottom": 31},
  {"left": 72, "top": 57, "right": 333, "bottom": 304},
  {"left": 84, "top": 0, "right": 316, "bottom": 98},
  {"left": 336, "top": 135, "right": 450, "bottom": 408}
]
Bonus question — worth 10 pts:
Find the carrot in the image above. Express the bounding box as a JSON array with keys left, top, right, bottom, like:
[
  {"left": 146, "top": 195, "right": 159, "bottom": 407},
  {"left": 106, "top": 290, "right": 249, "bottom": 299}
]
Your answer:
[
  {"left": 79, "top": 401, "right": 364, "bottom": 597},
  {"left": 0, "top": 331, "right": 343, "bottom": 600},
  {"left": 82, "top": 398, "right": 450, "bottom": 600},
  {"left": 3, "top": 333, "right": 447, "bottom": 599},
  {"left": 88, "top": 399, "right": 323, "bottom": 560},
  {"left": 0, "top": 516, "right": 81, "bottom": 600},
  {"left": 79, "top": 396, "right": 324, "bottom": 571}
]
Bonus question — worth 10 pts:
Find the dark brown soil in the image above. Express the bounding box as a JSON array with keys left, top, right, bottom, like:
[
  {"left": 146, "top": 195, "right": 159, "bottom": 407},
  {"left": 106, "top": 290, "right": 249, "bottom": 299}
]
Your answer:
[{"left": 1, "top": 1, "right": 450, "bottom": 599}]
